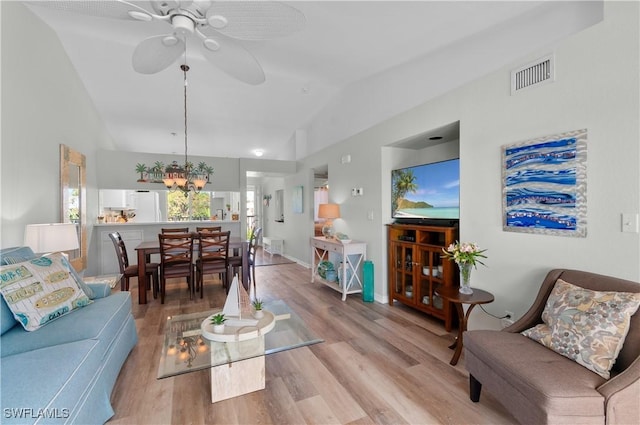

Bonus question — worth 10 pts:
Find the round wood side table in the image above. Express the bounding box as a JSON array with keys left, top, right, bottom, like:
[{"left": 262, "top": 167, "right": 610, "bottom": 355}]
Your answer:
[{"left": 435, "top": 285, "right": 494, "bottom": 366}]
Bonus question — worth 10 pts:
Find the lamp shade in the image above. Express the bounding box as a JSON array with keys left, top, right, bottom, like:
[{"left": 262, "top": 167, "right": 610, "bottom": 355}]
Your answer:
[
  {"left": 318, "top": 203, "right": 340, "bottom": 220},
  {"left": 24, "top": 223, "right": 79, "bottom": 253}
]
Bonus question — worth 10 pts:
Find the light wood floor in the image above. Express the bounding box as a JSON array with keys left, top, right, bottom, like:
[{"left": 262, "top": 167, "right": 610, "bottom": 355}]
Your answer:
[{"left": 108, "top": 263, "right": 516, "bottom": 425}]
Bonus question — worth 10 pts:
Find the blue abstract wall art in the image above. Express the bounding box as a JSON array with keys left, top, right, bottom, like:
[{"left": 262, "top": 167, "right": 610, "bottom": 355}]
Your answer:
[{"left": 502, "top": 129, "right": 587, "bottom": 237}]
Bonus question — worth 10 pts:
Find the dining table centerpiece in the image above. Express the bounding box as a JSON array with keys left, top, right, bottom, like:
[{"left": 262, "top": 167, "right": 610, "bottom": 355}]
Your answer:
[{"left": 442, "top": 241, "right": 487, "bottom": 294}]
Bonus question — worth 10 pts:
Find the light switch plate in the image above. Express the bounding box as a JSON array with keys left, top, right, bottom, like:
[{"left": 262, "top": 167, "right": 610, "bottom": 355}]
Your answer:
[{"left": 622, "top": 213, "right": 639, "bottom": 233}]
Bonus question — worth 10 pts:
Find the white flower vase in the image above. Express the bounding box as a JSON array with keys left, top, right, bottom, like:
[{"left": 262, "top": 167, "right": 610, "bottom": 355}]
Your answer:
[
  {"left": 253, "top": 309, "right": 264, "bottom": 319},
  {"left": 213, "top": 324, "right": 225, "bottom": 333},
  {"left": 458, "top": 262, "right": 473, "bottom": 294}
]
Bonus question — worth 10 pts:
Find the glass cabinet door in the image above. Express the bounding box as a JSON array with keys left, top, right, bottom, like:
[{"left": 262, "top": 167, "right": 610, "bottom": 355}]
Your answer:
[
  {"left": 392, "top": 243, "right": 415, "bottom": 301},
  {"left": 417, "top": 247, "right": 444, "bottom": 312}
]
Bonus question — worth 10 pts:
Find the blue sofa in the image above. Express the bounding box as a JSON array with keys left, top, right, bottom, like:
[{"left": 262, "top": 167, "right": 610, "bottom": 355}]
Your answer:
[{"left": 0, "top": 247, "right": 137, "bottom": 424}]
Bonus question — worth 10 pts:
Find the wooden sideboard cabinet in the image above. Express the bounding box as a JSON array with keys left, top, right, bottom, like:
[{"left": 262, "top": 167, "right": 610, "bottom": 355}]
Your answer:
[
  {"left": 310, "top": 237, "right": 367, "bottom": 301},
  {"left": 387, "top": 223, "right": 459, "bottom": 331}
]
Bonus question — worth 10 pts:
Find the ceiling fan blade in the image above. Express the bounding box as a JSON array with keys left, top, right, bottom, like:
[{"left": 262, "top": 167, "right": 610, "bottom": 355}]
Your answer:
[
  {"left": 199, "top": 34, "right": 265, "bottom": 85},
  {"left": 132, "top": 35, "right": 185, "bottom": 74},
  {"left": 204, "top": 1, "right": 305, "bottom": 40},
  {"left": 25, "top": 1, "right": 155, "bottom": 21}
]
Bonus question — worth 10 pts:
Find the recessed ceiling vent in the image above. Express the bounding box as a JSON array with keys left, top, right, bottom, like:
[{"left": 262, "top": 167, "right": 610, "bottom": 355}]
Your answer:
[{"left": 511, "top": 54, "right": 554, "bottom": 95}]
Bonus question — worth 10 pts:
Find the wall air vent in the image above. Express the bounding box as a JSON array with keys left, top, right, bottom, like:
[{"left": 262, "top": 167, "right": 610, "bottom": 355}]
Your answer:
[{"left": 511, "top": 54, "right": 555, "bottom": 95}]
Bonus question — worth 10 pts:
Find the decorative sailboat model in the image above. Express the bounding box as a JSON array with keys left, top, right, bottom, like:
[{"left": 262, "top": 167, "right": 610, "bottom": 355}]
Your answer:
[
  {"left": 200, "top": 274, "right": 275, "bottom": 342},
  {"left": 222, "top": 275, "right": 259, "bottom": 327}
]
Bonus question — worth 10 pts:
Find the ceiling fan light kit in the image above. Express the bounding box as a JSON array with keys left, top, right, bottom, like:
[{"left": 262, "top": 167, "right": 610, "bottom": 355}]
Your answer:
[
  {"left": 171, "top": 14, "right": 195, "bottom": 35},
  {"left": 27, "top": 0, "right": 307, "bottom": 160},
  {"left": 27, "top": 1, "right": 306, "bottom": 84}
]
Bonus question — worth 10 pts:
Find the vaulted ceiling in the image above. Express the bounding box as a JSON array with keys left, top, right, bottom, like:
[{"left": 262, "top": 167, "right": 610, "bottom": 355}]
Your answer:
[{"left": 23, "top": 1, "right": 601, "bottom": 161}]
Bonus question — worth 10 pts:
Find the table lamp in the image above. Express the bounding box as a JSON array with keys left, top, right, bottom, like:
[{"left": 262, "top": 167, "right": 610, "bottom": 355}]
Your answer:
[
  {"left": 24, "top": 223, "right": 79, "bottom": 255},
  {"left": 318, "top": 203, "right": 340, "bottom": 239}
]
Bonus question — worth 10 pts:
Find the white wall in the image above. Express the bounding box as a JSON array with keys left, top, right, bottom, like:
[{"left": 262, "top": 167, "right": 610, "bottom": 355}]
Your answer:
[
  {"left": 301, "top": 1, "right": 604, "bottom": 158},
  {"left": 288, "top": 1, "right": 639, "bottom": 329},
  {"left": 1, "top": 2, "right": 116, "bottom": 274},
  {"left": 458, "top": 1, "right": 639, "bottom": 328}
]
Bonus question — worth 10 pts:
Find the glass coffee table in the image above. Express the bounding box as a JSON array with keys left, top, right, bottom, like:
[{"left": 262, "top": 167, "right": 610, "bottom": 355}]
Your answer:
[{"left": 157, "top": 300, "right": 323, "bottom": 402}]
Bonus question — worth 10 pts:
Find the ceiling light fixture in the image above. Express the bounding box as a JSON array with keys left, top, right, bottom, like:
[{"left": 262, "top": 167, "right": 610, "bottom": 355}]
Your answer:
[
  {"left": 253, "top": 149, "right": 264, "bottom": 157},
  {"left": 134, "top": 47, "right": 214, "bottom": 196}
]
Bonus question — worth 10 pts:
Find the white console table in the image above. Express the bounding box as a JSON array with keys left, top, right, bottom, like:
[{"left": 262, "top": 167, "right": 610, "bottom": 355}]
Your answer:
[{"left": 310, "top": 236, "right": 367, "bottom": 301}]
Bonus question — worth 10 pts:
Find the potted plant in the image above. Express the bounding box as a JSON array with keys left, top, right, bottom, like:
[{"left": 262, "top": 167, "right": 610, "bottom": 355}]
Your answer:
[
  {"left": 210, "top": 313, "right": 226, "bottom": 333},
  {"left": 252, "top": 298, "right": 264, "bottom": 319}
]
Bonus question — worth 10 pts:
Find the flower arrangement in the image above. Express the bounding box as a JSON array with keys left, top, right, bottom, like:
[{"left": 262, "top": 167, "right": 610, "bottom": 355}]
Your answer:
[{"left": 441, "top": 241, "right": 487, "bottom": 268}]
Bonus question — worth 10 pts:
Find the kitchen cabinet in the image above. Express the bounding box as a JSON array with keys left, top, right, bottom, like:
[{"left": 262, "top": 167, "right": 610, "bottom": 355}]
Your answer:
[{"left": 100, "top": 189, "right": 135, "bottom": 210}]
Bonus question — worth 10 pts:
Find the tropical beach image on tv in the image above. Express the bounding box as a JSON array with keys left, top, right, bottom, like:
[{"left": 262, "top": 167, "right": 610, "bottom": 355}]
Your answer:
[{"left": 391, "top": 158, "right": 460, "bottom": 220}]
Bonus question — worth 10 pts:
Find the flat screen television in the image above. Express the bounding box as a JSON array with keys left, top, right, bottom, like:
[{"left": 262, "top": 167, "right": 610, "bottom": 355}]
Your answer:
[{"left": 391, "top": 158, "right": 460, "bottom": 225}]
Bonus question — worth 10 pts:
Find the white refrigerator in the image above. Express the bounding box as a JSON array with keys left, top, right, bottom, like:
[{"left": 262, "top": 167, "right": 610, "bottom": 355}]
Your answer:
[{"left": 130, "top": 191, "right": 161, "bottom": 222}]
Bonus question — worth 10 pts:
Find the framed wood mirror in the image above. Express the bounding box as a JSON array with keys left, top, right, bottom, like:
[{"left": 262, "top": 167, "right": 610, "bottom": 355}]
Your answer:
[{"left": 60, "top": 144, "right": 87, "bottom": 271}]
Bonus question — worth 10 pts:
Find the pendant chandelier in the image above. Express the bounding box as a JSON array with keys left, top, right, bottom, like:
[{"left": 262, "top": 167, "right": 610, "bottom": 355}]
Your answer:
[
  {"left": 134, "top": 51, "right": 213, "bottom": 195},
  {"left": 162, "top": 61, "right": 209, "bottom": 195}
]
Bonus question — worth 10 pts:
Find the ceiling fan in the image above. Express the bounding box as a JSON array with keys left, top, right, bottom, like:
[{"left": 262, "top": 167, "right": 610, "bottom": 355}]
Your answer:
[{"left": 26, "top": 0, "right": 306, "bottom": 84}]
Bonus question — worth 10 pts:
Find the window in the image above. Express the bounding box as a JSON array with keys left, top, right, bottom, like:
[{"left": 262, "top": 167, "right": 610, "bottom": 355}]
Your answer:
[{"left": 167, "top": 191, "right": 211, "bottom": 221}]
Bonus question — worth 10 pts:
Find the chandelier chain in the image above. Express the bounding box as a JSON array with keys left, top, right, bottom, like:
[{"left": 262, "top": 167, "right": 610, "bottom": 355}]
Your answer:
[
  {"left": 183, "top": 62, "right": 189, "bottom": 171},
  {"left": 133, "top": 41, "right": 213, "bottom": 194}
]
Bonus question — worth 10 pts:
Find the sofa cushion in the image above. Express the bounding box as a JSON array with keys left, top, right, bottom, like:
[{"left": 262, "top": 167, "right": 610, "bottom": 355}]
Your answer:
[
  {"left": 86, "top": 283, "right": 111, "bottom": 299},
  {"left": 1, "top": 291, "right": 132, "bottom": 358},
  {"left": 1, "top": 297, "right": 16, "bottom": 335},
  {"left": 0, "top": 246, "right": 94, "bottom": 299},
  {"left": 0, "top": 247, "right": 37, "bottom": 334},
  {"left": 522, "top": 278, "right": 640, "bottom": 378},
  {"left": 58, "top": 254, "right": 94, "bottom": 299},
  {"left": 0, "top": 253, "right": 92, "bottom": 331},
  {"left": 1, "top": 339, "right": 103, "bottom": 424},
  {"left": 465, "top": 330, "right": 606, "bottom": 418},
  {"left": 0, "top": 246, "right": 36, "bottom": 265}
]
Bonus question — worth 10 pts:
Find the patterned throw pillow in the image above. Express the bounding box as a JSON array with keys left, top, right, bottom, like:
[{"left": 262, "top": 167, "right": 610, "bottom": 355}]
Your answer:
[
  {"left": 522, "top": 278, "right": 640, "bottom": 379},
  {"left": 0, "top": 252, "right": 92, "bottom": 331}
]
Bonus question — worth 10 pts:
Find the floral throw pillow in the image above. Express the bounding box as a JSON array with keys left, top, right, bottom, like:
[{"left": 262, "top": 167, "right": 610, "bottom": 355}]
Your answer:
[
  {"left": 521, "top": 278, "right": 640, "bottom": 379},
  {"left": 0, "top": 252, "right": 92, "bottom": 331}
]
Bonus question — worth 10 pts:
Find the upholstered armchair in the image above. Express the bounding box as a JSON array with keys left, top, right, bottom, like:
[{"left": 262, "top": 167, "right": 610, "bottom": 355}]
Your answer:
[{"left": 464, "top": 269, "right": 640, "bottom": 425}]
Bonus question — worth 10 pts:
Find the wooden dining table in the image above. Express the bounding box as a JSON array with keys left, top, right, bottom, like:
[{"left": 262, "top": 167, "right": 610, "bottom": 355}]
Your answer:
[{"left": 134, "top": 236, "right": 249, "bottom": 304}]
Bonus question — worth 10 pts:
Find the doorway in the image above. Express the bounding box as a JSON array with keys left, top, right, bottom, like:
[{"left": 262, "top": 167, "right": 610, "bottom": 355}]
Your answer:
[{"left": 313, "top": 165, "right": 329, "bottom": 236}]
